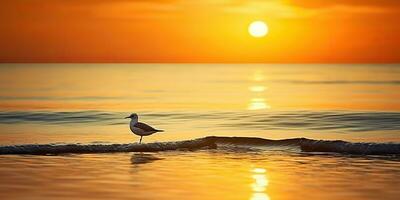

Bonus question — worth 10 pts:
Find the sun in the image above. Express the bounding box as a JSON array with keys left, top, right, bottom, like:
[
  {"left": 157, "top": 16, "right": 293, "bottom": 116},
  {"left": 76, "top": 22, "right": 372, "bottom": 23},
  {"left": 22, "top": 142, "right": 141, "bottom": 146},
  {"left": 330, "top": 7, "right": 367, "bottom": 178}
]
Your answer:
[{"left": 248, "top": 21, "right": 269, "bottom": 38}]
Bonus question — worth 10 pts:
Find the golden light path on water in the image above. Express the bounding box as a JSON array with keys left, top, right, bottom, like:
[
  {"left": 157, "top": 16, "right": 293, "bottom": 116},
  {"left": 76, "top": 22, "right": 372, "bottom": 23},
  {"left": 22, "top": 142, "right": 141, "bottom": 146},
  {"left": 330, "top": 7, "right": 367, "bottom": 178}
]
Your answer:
[
  {"left": 248, "top": 70, "right": 271, "bottom": 110},
  {"left": 250, "top": 168, "right": 270, "bottom": 200},
  {"left": 249, "top": 86, "right": 267, "bottom": 92}
]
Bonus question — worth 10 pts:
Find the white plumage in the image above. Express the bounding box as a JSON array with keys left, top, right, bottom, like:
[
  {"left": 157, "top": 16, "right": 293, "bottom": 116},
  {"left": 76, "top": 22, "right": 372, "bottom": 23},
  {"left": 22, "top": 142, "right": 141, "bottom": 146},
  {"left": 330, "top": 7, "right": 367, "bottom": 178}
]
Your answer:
[{"left": 125, "top": 113, "right": 163, "bottom": 143}]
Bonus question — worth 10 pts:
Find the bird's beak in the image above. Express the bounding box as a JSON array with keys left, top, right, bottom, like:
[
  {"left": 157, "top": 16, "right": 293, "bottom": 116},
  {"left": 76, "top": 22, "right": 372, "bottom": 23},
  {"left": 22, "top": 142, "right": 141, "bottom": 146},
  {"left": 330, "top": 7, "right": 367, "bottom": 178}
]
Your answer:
[{"left": 125, "top": 116, "right": 130, "bottom": 119}]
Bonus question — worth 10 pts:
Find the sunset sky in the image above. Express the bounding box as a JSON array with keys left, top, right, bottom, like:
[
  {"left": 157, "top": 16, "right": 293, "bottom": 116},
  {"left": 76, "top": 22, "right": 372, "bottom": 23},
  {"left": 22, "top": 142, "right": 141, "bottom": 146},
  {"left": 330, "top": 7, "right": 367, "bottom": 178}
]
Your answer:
[{"left": 1, "top": 0, "right": 400, "bottom": 63}]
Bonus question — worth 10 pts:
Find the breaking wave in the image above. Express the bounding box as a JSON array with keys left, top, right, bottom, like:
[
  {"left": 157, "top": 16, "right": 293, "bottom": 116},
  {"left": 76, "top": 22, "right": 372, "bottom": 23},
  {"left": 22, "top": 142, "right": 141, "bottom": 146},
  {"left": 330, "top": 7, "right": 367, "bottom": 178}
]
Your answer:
[
  {"left": 0, "top": 138, "right": 216, "bottom": 155},
  {"left": 1, "top": 136, "right": 399, "bottom": 155}
]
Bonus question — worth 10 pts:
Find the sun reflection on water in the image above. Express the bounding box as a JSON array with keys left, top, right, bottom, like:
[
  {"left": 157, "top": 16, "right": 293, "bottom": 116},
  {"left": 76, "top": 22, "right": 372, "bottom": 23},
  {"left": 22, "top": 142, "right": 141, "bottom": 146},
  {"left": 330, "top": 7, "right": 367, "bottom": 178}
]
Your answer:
[
  {"left": 249, "top": 86, "right": 267, "bottom": 92},
  {"left": 248, "top": 98, "right": 271, "bottom": 110},
  {"left": 250, "top": 168, "right": 270, "bottom": 200},
  {"left": 248, "top": 70, "right": 271, "bottom": 110},
  {"left": 251, "top": 193, "right": 270, "bottom": 200}
]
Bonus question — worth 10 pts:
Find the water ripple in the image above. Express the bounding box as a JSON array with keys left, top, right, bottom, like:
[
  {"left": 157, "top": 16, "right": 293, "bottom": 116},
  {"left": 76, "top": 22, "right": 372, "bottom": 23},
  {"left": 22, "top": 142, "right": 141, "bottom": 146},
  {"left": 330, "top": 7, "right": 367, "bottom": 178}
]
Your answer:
[{"left": 0, "top": 110, "right": 399, "bottom": 132}]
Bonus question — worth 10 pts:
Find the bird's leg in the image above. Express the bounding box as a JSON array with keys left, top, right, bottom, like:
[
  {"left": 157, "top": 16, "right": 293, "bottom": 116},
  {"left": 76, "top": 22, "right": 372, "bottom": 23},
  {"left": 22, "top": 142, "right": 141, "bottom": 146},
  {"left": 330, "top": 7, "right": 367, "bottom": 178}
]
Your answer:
[{"left": 139, "top": 136, "right": 143, "bottom": 144}]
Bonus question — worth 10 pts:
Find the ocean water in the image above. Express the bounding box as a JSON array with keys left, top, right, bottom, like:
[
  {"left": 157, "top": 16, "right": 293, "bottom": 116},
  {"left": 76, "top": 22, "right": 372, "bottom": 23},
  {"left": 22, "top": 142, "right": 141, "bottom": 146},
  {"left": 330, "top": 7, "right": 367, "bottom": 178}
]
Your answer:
[{"left": 0, "top": 64, "right": 400, "bottom": 199}]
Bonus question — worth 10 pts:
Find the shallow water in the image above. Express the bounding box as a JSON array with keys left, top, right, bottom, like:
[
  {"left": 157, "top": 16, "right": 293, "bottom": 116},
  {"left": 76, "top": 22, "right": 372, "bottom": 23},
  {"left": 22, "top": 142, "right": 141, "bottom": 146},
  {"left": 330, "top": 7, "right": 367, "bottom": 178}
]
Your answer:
[
  {"left": 1, "top": 150, "right": 399, "bottom": 200},
  {"left": 0, "top": 64, "right": 400, "bottom": 199}
]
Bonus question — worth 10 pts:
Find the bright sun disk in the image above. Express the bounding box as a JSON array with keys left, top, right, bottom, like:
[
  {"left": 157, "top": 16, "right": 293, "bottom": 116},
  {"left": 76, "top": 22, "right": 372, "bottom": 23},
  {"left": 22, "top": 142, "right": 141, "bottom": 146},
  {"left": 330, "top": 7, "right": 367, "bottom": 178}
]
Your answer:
[{"left": 248, "top": 21, "right": 268, "bottom": 38}]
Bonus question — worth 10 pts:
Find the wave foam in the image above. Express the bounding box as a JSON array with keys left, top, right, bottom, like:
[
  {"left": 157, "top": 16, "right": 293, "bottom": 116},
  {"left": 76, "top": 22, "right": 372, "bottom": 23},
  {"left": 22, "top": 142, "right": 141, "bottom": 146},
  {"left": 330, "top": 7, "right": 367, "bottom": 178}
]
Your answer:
[
  {"left": 299, "top": 139, "right": 400, "bottom": 155},
  {"left": 0, "top": 138, "right": 216, "bottom": 155},
  {"left": 0, "top": 136, "right": 399, "bottom": 155}
]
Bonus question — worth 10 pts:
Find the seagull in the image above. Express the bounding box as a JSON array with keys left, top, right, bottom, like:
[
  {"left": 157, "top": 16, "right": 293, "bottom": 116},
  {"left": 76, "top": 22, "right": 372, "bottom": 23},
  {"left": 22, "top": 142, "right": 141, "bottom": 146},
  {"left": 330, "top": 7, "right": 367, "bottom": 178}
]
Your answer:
[{"left": 125, "top": 113, "right": 164, "bottom": 144}]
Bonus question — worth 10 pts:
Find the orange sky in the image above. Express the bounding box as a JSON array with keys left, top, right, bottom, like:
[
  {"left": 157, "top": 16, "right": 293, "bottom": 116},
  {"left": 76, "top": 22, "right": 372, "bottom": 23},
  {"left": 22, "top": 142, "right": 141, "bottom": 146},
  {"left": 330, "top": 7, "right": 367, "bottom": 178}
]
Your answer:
[{"left": 1, "top": 0, "right": 400, "bottom": 63}]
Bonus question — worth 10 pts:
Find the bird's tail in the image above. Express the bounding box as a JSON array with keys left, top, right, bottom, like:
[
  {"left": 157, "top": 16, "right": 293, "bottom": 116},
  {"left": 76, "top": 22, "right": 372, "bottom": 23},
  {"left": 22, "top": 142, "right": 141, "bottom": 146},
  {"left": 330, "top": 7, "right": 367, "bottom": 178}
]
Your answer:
[{"left": 156, "top": 129, "right": 164, "bottom": 132}]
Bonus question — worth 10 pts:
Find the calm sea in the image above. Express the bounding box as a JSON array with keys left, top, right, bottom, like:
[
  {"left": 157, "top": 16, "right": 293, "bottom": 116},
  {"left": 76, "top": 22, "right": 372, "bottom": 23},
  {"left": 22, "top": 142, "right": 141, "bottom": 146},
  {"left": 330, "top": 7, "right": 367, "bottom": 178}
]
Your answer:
[{"left": 0, "top": 64, "right": 399, "bottom": 200}]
